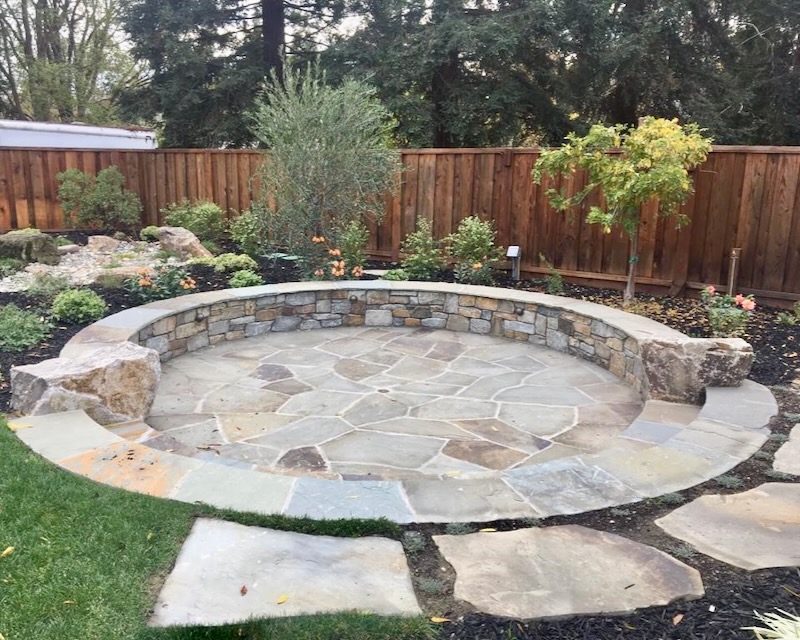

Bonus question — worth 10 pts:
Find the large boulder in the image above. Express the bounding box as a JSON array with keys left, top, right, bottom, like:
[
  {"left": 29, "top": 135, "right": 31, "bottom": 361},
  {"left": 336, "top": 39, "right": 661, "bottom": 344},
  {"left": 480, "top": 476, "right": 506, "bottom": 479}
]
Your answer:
[
  {"left": 640, "top": 337, "right": 753, "bottom": 404},
  {"left": 11, "top": 342, "right": 161, "bottom": 425},
  {"left": 0, "top": 231, "right": 60, "bottom": 265},
  {"left": 157, "top": 226, "right": 212, "bottom": 260}
]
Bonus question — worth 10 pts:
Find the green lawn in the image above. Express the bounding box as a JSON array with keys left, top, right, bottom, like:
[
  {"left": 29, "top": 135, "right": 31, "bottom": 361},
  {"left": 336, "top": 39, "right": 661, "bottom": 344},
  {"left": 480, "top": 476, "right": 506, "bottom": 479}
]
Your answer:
[{"left": 0, "top": 417, "right": 434, "bottom": 640}]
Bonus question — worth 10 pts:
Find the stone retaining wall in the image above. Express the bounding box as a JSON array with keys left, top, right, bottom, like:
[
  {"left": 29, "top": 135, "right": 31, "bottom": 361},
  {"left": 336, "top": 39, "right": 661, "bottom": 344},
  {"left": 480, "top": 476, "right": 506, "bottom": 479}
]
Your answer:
[
  {"left": 136, "top": 287, "right": 649, "bottom": 395},
  {"left": 13, "top": 282, "right": 754, "bottom": 423}
]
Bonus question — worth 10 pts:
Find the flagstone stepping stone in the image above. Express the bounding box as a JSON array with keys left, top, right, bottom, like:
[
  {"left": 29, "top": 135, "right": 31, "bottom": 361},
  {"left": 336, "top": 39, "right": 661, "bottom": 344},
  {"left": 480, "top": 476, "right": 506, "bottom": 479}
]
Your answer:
[
  {"left": 433, "top": 525, "right": 704, "bottom": 620},
  {"left": 150, "top": 518, "right": 420, "bottom": 627},
  {"left": 655, "top": 483, "right": 800, "bottom": 570},
  {"left": 774, "top": 425, "right": 800, "bottom": 476}
]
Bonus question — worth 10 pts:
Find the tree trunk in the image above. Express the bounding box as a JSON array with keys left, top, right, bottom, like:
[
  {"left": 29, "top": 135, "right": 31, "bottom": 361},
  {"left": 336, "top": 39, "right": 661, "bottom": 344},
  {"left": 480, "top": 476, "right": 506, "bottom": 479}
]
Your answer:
[
  {"left": 624, "top": 227, "right": 639, "bottom": 304},
  {"left": 430, "top": 0, "right": 462, "bottom": 147},
  {"left": 261, "top": 0, "right": 285, "bottom": 82}
]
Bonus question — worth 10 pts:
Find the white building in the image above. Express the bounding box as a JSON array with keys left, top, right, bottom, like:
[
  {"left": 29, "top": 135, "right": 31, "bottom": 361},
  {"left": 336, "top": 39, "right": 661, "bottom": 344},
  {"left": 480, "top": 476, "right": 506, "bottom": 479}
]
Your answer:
[{"left": 0, "top": 119, "right": 157, "bottom": 149}]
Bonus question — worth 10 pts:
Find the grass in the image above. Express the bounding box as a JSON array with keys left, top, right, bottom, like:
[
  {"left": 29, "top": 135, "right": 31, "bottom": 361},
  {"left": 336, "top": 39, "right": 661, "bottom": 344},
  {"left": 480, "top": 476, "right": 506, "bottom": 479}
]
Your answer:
[{"left": 0, "top": 418, "right": 430, "bottom": 640}]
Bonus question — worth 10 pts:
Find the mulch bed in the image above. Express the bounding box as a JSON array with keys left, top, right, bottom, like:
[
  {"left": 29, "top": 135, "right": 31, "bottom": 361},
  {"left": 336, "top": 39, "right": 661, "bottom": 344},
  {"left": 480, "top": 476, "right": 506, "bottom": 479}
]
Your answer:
[{"left": 1, "top": 241, "right": 798, "bottom": 639}]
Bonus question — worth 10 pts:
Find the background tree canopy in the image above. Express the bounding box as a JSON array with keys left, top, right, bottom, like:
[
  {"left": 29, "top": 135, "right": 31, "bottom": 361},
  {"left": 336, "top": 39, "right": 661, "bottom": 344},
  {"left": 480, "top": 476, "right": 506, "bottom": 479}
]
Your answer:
[{"left": 3, "top": 0, "right": 798, "bottom": 147}]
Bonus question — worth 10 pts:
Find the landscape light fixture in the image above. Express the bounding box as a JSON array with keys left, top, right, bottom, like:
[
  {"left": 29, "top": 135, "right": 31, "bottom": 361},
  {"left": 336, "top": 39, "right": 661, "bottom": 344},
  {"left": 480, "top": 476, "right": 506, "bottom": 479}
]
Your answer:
[{"left": 507, "top": 245, "right": 521, "bottom": 281}]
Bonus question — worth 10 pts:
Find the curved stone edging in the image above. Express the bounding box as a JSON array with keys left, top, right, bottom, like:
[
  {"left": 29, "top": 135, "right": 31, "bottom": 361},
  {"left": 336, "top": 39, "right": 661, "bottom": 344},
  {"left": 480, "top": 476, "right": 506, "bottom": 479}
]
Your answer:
[{"left": 7, "top": 280, "right": 776, "bottom": 523}]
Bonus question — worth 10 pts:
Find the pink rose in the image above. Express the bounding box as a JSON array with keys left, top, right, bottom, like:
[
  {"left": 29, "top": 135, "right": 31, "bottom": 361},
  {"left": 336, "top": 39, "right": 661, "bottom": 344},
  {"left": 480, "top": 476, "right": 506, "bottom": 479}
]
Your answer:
[
  {"left": 734, "top": 294, "right": 745, "bottom": 306},
  {"left": 706, "top": 285, "right": 715, "bottom": 296},
  {"left": 741, "top": 298, "right": 755, "bottom": 311}
]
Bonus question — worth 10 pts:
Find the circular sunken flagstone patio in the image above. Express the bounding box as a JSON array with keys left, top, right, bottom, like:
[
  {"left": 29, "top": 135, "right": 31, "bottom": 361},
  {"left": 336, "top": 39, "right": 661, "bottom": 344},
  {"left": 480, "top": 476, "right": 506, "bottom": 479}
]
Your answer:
[{"left": 143, "top": 326, "right": 645, "bottom": 480}]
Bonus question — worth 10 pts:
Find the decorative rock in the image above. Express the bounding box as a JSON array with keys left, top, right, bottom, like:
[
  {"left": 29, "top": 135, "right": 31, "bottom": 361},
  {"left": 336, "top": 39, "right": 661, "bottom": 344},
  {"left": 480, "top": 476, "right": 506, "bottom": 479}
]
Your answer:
[
  {"left": 640, "top": 337, "right": 754, "bottom": 403},
  {"left": 11, "top": 342, "right": 161, "bottom": 425},
  {"left": 150, "top": 519, "right": 420, "bottom": 626},
  {"left": 87, "top": 235, "right": 121, "bottom": 252},
  {"left": 56, "top": 243, "right": 81, "bottom": 255},
  {"left": 434, "top": 525, "right": 704, "bottom": 620},
  {"left": 0, "top": 231, "right": 60, "bottom": 265},
  {"left": 156, "top": 226, "right": 212, "bottom": 259},
  {"left": 655, "top": 483, "right": 800, "bottom": 570},
  {"left": 774, "top": 425, "right": 800, "bottom": 475}
]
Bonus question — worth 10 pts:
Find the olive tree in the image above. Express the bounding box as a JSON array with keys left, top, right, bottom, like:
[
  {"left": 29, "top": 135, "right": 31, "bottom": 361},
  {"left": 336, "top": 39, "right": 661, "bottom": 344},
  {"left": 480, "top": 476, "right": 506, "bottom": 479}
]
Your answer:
[
  {"left": 533, "top": 117, "right": 712, "bottom": 303},
  {"left": 249, "top": 65, "right": 401, "bottom": 259}
]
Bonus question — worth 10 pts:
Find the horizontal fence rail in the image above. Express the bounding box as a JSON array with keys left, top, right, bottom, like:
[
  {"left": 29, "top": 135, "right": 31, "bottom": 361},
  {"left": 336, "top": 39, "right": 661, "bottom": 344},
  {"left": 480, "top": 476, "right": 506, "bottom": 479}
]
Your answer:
[{"left": 1, "top": 146, "right": 799, "bottom": 304}]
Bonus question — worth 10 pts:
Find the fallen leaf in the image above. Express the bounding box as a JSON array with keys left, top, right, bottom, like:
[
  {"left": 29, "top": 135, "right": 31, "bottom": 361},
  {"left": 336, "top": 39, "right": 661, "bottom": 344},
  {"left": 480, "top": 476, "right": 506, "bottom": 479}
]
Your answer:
[
  {"left": 7, "top": 421, "right": 32, "bottom": 432},
  {"left": 276, "top": 594, "right": 288, "bottom": 605},
  {"left": 479, "top": 528, "right": 497, "bottom": 532},
  {"left": 672, "top": 613, "right": 683, "bottom": 625},
  {"left": 1, "top": 547, "right": 14, "bottom": 558},
  {"left": 240, "top": 585, "right": 248, "bottom": 596},
  {"left": 430, "top": 617, "right": 451, "bottom": 624},
  {"left": 623, "top": 622, "right": 636, "bottom": 630},
  {"left": 64, "top": 600, "right": 76, "bottom": 605},
  {"left": 147, "top": 532, "right": 154, "bottom": 541}
]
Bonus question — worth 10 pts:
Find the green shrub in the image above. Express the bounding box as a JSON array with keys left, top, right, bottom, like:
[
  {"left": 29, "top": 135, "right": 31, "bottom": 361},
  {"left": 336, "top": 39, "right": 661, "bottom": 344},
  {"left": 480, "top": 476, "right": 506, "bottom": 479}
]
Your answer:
[
  {"left": 0, "top": 304, "right": 50, "bottom": 352},
  {"left": 124, "top": 266, "right": 196, "bottom": 303},
  {"left": 339, "top": 220, "right": 369, "bottom": 276},
  {"left": 54, "top": 235, "right": 73, "bottom": 247},
  {"left": 401, "top": 218, "right": 445, "bottom": 281},
  {"left": 0, "top": 258, "right": 26, "bottom": 277},
  {"left": 249, "top": 64, "right": 401, "bottom": 258},
  {"left": 51, "top": 289, "right": 108, "bottom": 324},
  {"left": 229, "top": 208, "right": 265, "bottom": 257},
  {"left": 446, "top": 216, "right": 503, "bottom": 285},
  {"left": 139, "top": 225, "right": 160, "bottom": 241},
  {"left": 27, "top": 272, "right": 72, "bottom": 300},
  {"left": 381, "top": 268, "right": 409, "bottom": 281},
  {"left": 162, "top": 199, "right": 225, "bottom": 241},
  {"left": 201, "top": 239, "right": 221, "bottom": 255},
  {"left": 539, "top": 253, "right": 564, "bottom": 295},
  {"left": 700, "top": 285, "right": 755, "bottom": 338},
  {"left": 213, "top": 253, "right": 259, "bottom": 273},
  {"left": 6, "top": 227, "right": 40, "bottom": 235},
  {"left": 228, "top": 269, "right": 265, "bottom": 288},
  {"left": 57, "top": 166, "right": 143, "bottom": 232}
]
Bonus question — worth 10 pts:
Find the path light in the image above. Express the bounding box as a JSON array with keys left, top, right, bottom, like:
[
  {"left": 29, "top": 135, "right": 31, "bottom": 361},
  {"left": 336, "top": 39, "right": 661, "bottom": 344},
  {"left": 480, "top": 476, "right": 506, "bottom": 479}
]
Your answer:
[{"left": 507, "top": 246, "right": 521, "bottom": 281}]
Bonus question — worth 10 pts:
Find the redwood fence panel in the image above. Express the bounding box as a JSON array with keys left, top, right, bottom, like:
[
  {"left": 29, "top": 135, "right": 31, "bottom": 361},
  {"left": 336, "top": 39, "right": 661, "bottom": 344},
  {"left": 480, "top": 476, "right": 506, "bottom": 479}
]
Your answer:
[{"left": 1, "top": 146, "right": 799, "bottom": 304}]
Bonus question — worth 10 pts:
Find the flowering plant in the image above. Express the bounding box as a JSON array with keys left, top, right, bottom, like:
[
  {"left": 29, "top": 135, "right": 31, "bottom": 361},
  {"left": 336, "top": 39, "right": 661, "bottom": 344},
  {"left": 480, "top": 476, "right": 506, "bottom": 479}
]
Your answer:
[
  {"left": 700, "top": 285, "right": 756, "bottom": 338},
  {"left": 124, "top": 265, "right": 197, "bottom": 303},
  {"left": 305, "top": 235, "right": 364, "bottom": 281}
]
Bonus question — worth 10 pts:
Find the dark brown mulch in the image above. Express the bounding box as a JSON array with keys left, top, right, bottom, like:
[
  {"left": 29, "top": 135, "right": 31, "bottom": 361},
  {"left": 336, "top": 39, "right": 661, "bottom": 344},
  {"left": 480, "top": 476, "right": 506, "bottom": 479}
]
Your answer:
[{"left": 1, "top": 243, "right": 799, "bottom": 639}]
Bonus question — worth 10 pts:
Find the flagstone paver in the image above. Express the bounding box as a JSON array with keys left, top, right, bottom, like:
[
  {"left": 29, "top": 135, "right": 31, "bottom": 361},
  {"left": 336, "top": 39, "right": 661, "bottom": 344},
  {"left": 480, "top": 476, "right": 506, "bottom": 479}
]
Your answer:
[
  {"left": 655, "top": 483, "right": 800, "bottom": 569},
  {"left": 774, "top": 424, "right": 800, "bottom": 476},
  {"left": 434, "top": 526, "right": 704, "bottom": 620},
  {"left": 149, "top": 518, "right": 420, "bottom": 626}
]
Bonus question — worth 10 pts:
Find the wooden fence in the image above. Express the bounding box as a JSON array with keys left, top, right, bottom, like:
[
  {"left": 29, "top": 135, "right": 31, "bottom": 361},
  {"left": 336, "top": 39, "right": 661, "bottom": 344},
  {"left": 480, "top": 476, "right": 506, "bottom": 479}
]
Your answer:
[{"left": 1, "top": 146, "right": 799, "bottom": 304}]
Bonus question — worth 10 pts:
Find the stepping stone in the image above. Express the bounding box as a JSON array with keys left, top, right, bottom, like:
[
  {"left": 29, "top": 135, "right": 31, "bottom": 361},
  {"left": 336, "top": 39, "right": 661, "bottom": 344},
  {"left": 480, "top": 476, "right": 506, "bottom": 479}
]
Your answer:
[
  {"left": 433, "top": 525, "right": 703, "bottom": 620},
  {"left": 655, "top": 483, "right": 800, "bottom": 570},
  {"left": 774, "top": 425, "right": 800, "bottom": 476},
  {"left": 150, "top": 518, "right": 420, "bottom": 626}
]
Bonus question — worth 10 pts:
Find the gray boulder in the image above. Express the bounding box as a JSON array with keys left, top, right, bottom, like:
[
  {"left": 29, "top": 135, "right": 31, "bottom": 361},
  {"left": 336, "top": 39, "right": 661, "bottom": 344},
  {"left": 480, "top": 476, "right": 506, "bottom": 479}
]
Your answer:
[
  {"left": 0, "top": 231, "right": 60, "bottom": 265},
  {"left": 640, "top": 337, "right": 753, "bottom": 404},
  {"left": 11, "top": 342, "right": 161, "bottom": 425}
]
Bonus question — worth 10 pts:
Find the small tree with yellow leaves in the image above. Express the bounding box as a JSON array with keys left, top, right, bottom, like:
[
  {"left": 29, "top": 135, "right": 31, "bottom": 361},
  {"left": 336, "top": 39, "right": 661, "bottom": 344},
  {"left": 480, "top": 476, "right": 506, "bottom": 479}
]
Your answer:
[{"left": 533, "top": 117, "right": 712, "bottom": 303}]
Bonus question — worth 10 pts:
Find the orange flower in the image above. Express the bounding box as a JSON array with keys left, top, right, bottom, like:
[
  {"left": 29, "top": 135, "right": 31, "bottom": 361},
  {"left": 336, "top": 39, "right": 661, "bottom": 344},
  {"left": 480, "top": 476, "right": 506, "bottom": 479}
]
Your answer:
[
  {"left": 472, "top": 262, "right": 483, "bottom": 270},
  {"left": 329, "top": 248, "right": 341, "bottom": 257},
  {"left": 741, "top": 298, "right": 756, "bottom": 311},
  {"left": 351, "top": 266, "right": 364, "bottom": 277},
  {"left": 138, "top": 278, "right": 151, "bottom": 287},
  {"left": 137, "top": 268, "right": 150, "bottom": 276},
  {"left": 314, "top": 268, "right": 324, "bottom": 277}
]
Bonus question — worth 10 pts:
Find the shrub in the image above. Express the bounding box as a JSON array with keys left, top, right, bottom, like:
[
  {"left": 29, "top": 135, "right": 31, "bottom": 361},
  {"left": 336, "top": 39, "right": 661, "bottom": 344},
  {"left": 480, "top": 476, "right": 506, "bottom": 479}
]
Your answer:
[
  {"left": 446, "top": 216, "right": 503, "bottom": 285},
  {"left": 140, "top": 225, "right": 160, "bottom": 241},
  {"left": 700, "top": 285, "right": 756, "bottom": 338},
  {"left": 776, "top": 301, "right": 800, "bottom": 326},
  {"left": 162, "top": 199, "right": 225, "bottom": 241},
  {"left": 124, "top": 266, "right": 196, "bottom": 303},
  {"left": 744, "top": 609, "right": 800, "bottom": 639},
  {"left": 27, "top": 272, "right": 72, "bottom": 300},
  {"left": 51, "top": 289, "right": 108, "bottom": 324},
  {"left": 401, "top": 218, "right": 445, "bottom": 281},
  {"left": 381, "top": 268, "right": 409, "bottom": 281},
  {"left": 57, "top": 166, "right": 143, "bottom": 232},
  {"left": 213, "top": 253, "right": 259, "bottom": 273},
  {"left": 228, "top": 269, "right": 265, "bottom": 288},
  {"left": 339, "top": 220, "right": 369, "bottom": 276},
  {"left": 305, "top": 235, "right": 364, "bottom": 280},
  {"left": 539, "top": 253, "right": 564, "bottom": 295},
  {"left": 228, "top": 208, "right": 265, "bottom": 257},
  {"left": 54, "top": 235, "right": 73, "bottom": 247},
  {"left": 201, "top": 239, "right": 221, "bottom": 255},
  {"left": 6, "top": 227, "right": 40, "bottom": 235},
  {"left": 0, "top": 304, "right": 50, "bottom": 352},
  {"left": 249, "top": 64, "right": 401, "bottom": 258},
  {"left": 0, "top": 258, "right": 26, "bottom": 277}
]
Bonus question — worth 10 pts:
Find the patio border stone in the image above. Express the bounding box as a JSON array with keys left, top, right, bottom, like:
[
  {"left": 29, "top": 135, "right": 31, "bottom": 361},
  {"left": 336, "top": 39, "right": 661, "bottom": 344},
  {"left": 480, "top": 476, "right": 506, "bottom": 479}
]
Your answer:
[{"left": 7, "top": 282, "right": 777, "bottom": 523}]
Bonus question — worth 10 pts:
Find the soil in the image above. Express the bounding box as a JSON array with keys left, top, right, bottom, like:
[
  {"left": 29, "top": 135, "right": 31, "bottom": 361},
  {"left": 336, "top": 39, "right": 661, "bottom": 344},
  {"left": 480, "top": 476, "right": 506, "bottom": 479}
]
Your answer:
[{"left": 1, "top": 238, "right": 798, "bottom": 639}]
